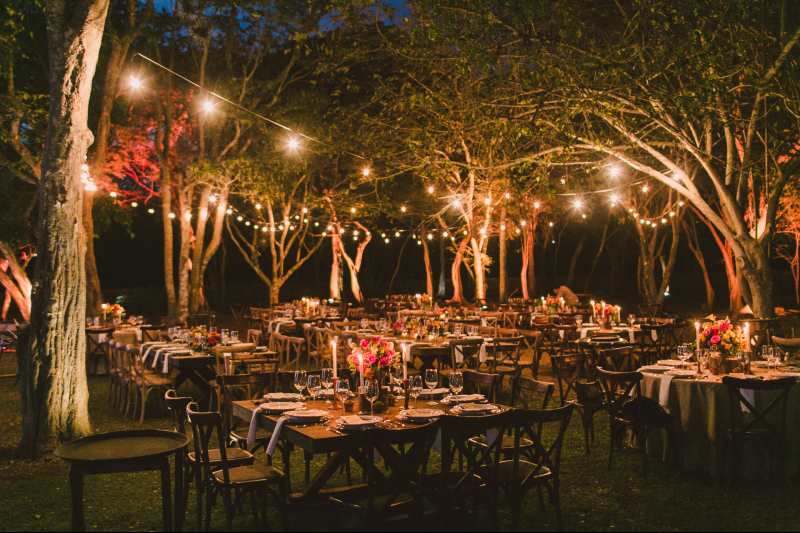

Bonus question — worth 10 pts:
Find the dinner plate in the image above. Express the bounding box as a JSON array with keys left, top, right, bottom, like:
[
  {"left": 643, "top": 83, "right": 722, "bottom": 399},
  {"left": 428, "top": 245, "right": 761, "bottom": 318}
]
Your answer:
[
  {"left": 640, "top": 365, "right": 671, "bottom": 374},
  {"left": 665, "top": 369, "right": 696, "bottom": 379},
  {"left": 657, "top": 359, "right": 685, "bottom": 367},
  {"left": 419, "top": 388, "right": 450, "bottom": 397},
  {"left": 452, "top": 403, "right": 499, "bottom": 416},
  {"left": 261, "top": 402, "right": 305, "bottom": 414},
  {"left": 264, "top": 392, "right": 304, "bottom": 402},
  {"left": 402, "top": 408, "right": 444, "bottom": 422},
  {"left": 285, "top": 409, "right": 328, "bottom": 423},
  {"left": 337, "top": 415, "right": 383, "bottom": 430},
  {"left": 442, "top": 394, "right": 486, "bottom": 404}
]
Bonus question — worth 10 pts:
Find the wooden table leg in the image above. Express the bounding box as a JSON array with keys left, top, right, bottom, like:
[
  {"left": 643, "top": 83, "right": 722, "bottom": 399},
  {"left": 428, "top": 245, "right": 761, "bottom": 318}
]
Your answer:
[
  {"left": 174, "top": 450, "right": 186, "bottom": 531},
  {"left": 161, "top": 459, "right": 173, "bottom": 531},
  {"left": 69, "top": 467, "right": 85, "bottom": 532}
]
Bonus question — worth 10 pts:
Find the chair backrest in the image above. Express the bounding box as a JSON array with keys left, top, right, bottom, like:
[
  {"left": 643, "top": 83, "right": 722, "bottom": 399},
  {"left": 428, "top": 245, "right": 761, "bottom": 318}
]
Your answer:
[
  {"left": 722, "top": 376, "right": 795, "bottom": 438},
  {"left": 501, "top": 404, "right": 574, "bottom": 490},
  {"left": 164, "top": 389, "right": 193, "bottom": 434},
  {"left": 595, "top": 367, "right": 643, "bottom": 415},
  {"left": 772, "top": 337, "right": 800, "bottom": 360},
  {"left": 463, "top": 370, "right": 502, "bottom": 402},
  {"left": 187, "top": 312, "right": 216, "bottom": 328},
  {"left": 86, "top": 327, "right": 113, "bottom": 355},
  {"left": 186, "top": 402, "right": 233, "bottom": 482},
  {"left": 597, "top": 346, "right": 639, "bottom": 372},
  {"left": 490, "top": 336, "right": 524, "bottom": 366},
  {"left": 140, "top": 325, "right": 165, "bottom": 343},
  {"left": 449, "top": 338, "right": 483, "bottom": 368},
  {"left": 511, "top": 375, "right": 555, "bottom": 410},
  {"left": 550, "top": 353, "right": 588, "bottom": 404}
]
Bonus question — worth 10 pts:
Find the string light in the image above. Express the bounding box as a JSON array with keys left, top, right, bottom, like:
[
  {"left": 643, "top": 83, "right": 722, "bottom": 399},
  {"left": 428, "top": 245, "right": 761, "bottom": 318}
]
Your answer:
[
  {"left": 109, "top": 191, "right": 118, "bottom": 199},
  {"left": 607, "top": 163, "right": 622, "bottom": 179},
  {"left": 360, "top": 166, "right": 371, "bottom": 177},
  {"left": 131, "top": 201, "right": 138, "bottom": 208},
  {"left": 127, "top": 74, "right": 143, "bottom": 91},
  {"left": 200, "top": 98, "right": 216, "bottom": 115},
  {"left": 254, "top": 202, "right": 262, "bottom": 210},
  {"left": 168, "top": 212, "right": 176, "bottom": 219},
  {"left": 400, "top": 205, "right": 407, "bottom": 213},
  {"left": 426, "top": 185, "right": 435, "bottom": 195},
  {"left": 350, "top": 207, "right": 357, "bottom": 214},
  {"left": 147, "top": 208, "right": 155, "bottom": 214},
  {"left": 451, "top": 198, "right": 462, "bottom": 209},
  {"left": 572, "top": 198, "right": 584, "bottom": 211},
  {"left": 285, "top": 135, "right": 301, "bottom": 153},
  {"left": 533, "top": 201, "right": 541, "bottom": 209}
]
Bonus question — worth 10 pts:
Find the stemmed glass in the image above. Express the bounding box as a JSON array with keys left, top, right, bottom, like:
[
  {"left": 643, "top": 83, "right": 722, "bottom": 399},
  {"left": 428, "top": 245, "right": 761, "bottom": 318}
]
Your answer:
[
  {"left": 320, "top": 368, "right": 334, "bottom": 394},
  {"left": 335, "top": 379, "right": 351, "bottom": 412},
  {"left": 294, "top": 370, "right": 307, "bottom": 396},
  {"left": 628, "top": 314, "right": 636, "bottom": 328},
  {"left": 575, "top": 315, "right": 584, "bottom": 328},
  {"left": 677, "top": 344, "right": 693, "bottom": 368},
  {"left": 763, "top": 346, "right": 779, "bottom": 374},
  {"left": 424, "top": 368, "right": 438, "bottom": 390},
  {"left": 362, "top": 378, "right": 379, "bottom": 416},
  {"left": 449, "top": 370, "right": 463, "bottom": 396},
  {"left": 696, "top": 349, "right": 709, "bottom": 376},
  {"left": 409, "top": 375, "right": 423, "bottom": 408},
  {"left": 307, "top": 374, "right": 322, "bottom": 402}
]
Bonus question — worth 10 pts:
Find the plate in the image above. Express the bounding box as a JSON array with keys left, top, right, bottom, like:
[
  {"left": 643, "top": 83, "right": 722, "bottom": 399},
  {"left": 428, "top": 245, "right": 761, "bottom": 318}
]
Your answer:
[
  {"left": 337, "top": 415, "right": 383, "bottom": 430},
  {"left": 261, "top": 402, "right": 305, "bottom": 414},
  {"left": 640, "top": 365, "right": 671, "bottom": 374},
  {"left": 285, "top": 409, "right": 328, "bottom": 423},
  {"left": 443, "top": 394, "right": 486, "bottom": 404},
  {"left": 402, "top": 408, "right": 444, "bottom": 422},
  {"left": 657, "top": 359, "right": 685, "bottom": 367},
  {"left": 452, "top": 403, "right": 499, "bottom": 416},
  {"left": 264, "top": 392, "right": 304, "bottom": 401},
  {"left": 666, "top": 369, "right": 696, "bottom": 378},
  {"left": 419, "top": 388, "right": 449, "bottom": 397}
]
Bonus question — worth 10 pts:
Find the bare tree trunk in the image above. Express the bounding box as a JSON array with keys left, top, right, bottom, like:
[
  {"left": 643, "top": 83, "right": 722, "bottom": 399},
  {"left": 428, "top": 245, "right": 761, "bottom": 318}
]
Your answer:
[
  {"left": 421, "top": 236, "right": 434, "bottom": 299},
  {"left": 498, "top": 208, "right": 507, "bottom": 302},
  {"left": 470, "top": 238, "right": 486, "bottom": 303},
  {"left": 177, "top": 184, "right": 193, "bottom": 322},
  {"left": 18, "top": 0, "right": 109, "bottom": 457},
  {"left": 161, "top": 170, "right": 176, "bottom": 317},
  {"left": 584, "top": 218, "right": 609, "bottom": 292},
  {"left": 437, "top": 237, "right": 447, "bottom": 298},
  {"left": 329, "top": 235, "right": 341, "bottom": 300},
  {"left": 683, "top": 219, "right": 715, "bottom": 312},
  {"left": 189, "top": 186, "right": 210, "bottom": 313},
  {"left": 450, "top": 235, "right": 469, "bottom": 303},
  {"left": 0, "top": 243, "right": 32, "bottom": 320}
]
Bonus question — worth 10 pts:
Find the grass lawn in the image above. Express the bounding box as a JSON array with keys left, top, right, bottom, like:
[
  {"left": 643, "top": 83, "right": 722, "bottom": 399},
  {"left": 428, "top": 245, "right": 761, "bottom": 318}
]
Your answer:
[{"left": 0, "top": 353, "right": 799, "bottom": 531}]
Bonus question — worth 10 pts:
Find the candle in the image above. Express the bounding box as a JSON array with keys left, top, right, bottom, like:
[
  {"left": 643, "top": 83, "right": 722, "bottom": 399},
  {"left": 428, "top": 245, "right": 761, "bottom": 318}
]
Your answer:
[
  {"left": 401, "top": 342, "right": 409, "bottom": 380},
  {"left": 331, "top": 339, "right": 338, "bottom": 378},
  {"left": 743, "top": 322, "right": 750, "bottom": 352},
  {"left": 590, "top": 300, "right": 595, "bottom": 322},
  {"left": 358, "top": 352, "right": 364, "bottom": 387},
  {"left": 694, "top": 321, "right": 700, "bottom": 351}
]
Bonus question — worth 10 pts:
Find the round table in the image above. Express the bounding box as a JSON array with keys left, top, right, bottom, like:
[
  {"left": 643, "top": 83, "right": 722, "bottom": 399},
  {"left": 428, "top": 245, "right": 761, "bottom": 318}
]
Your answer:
[{"left": 56, "top": 429, "right": 189, "bottom": 531}]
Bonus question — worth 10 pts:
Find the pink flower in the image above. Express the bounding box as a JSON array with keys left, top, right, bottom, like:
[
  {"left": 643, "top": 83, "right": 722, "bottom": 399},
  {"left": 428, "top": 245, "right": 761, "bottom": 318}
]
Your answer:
[
  {"left": 710, "top": 335, "right": 721, "bottom": 345},
  {"left": 360, "top": 339, "right": 369, "bottom": 349}
]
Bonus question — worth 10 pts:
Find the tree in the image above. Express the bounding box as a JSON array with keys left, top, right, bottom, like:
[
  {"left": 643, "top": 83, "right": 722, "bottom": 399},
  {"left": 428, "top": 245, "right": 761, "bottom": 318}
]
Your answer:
[
  {"left": 226, "top": 160, "right": 326, "bottom": 305},
  {"left": 18, "top": 0, "right": 110, "bottom": 456},
  {"left": 0, "top": 242, "right": 32, "bottom": 321},
  {"left": 776, "top": 178, "right": 800, "bottom": 304}
]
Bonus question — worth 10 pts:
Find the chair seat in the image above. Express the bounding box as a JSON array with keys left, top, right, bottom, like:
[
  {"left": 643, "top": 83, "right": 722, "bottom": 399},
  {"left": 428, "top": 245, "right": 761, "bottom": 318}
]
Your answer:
[
  {"left": 212, "top": 463, "right": 284, "bottom": 486},
  {"left": 138, "top": 373, "right": 173, "bottom": 386},
  {"left": 189, "top": 447, "right": 254, "bottom": 466},
  {"left": 480, "top": 459, "right": 552, "bottom": 484},
  {"left": 467, "top": 433, "right": 534, "bottom": 451}
]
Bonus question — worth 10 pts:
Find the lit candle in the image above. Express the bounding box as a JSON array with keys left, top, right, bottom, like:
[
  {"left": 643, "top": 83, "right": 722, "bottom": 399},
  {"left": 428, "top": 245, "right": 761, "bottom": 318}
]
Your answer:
[
  {"left": 590, "top": 300, "right": 596, "bottom": 322},
  {"left": 694, "top": 321, "right": 700, "bottom": 351},
  {"left": 401, "top": 342, "right": 409, "bottom": 380},
  {"left": 331, "top": 339, "right": 338, "bottom": 378},
  {"left": 358, "top": 352, "right": 364, "bottom": 387},
  {"left": 743, "top": 322, "right": 750, "bottom": 352}
]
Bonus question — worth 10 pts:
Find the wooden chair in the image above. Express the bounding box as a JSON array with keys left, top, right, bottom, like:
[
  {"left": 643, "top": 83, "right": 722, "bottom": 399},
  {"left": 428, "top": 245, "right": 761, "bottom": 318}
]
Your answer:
[
  {"left": 186, "top": 403, "right": 284, "bottom": 530},
  {"left": 443, "top": 338, "right": 483, "bottom": 378},
  {"left": 127, "top": 345, "right": 172, "bottom": 424},
  {"left": 510, "top": 375, "right": 555, "bottom": 411},
  {"left": 597, "top": 346, "right": 639, "bottom": 372},
  {"left": 188, "top": 313, "right": 216, "bottom": 328},
  {"left": 86, "top": 327, "right": 113, "bottom": 375},
  {"left": 329, "top": 422, "right": 440, "bottom": 527},
  {"left": 217, "top": 373, "right": 274, "bottom": 453},
  {"left": 722, "top": 375, "right": 795, "bottom": 481},
  {"left": 771, "top": 336, "right": 800, "bottom": 363},
  {"left": 462, "top": 370, "right": 502, "bottom": 403},
  {"left": 550, "top": 353, "right": 602, "bottom": 454},
  {"left": 141, "top": 324, "right": 165, "bottom": 343},
  {"left": 478, "top": 404, "right": 574, "bottom": 529},
  {"left": 486, "top": 336, "right": 525, "bottom": 390},
  {"left": 596, "top": 367, "right": 672, "bottom": 476}
]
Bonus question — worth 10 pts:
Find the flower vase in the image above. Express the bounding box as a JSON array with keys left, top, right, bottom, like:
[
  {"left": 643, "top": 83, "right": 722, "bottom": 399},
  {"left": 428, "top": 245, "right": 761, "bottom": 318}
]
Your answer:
[
  {"left": 357, "top": 369, "right": 391, "bottom": 414},
  {"left": 600, "top": 317, "right": 612, "bottom": 330},
  {"left": 708, "top": 352, "right": 723, "bottom": 375}
]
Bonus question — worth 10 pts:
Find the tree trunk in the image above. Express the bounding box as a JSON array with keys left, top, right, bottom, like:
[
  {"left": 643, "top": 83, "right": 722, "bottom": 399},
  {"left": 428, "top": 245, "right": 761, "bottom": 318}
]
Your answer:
[
  {"left": 450, "top": 235, "right": 469, "bottom": 303},
  {"left": 329, "top": 235, "right": 341, "bottom": 300},
  {"left": 269, "top": 282, "right": 281, "bottom": 306},
  {"left": 161, "top": 171, "right": 177, "bottom": 317},
  {"left": 437, "top": 237, "right": 447, "bottom": 298},
  {"left": 189, "top": 186, "right": 210, "bottom": 313},
  {"left": 737, "top": 239, "right": 774, "bottom": 317},
  {"left": 470, "top": 238, "right": 486, "bottom": 303},
  {"left": 683, "top": 220, "right": 715, "bottom": 312},
  {"left": 421, "top": 237, "right": 434, "bottom": 299},
  {"left": 498, "top": 208, "right": 507, "bottom": 302},
  {"left": 18, "top": 0, "right": 109, "bottom": 457},
  {"left": 177, "top": 184, "right": 193, "bottom": 322},
  {"left": 82, "top": 194, "right": 102, "bottom": 314}
]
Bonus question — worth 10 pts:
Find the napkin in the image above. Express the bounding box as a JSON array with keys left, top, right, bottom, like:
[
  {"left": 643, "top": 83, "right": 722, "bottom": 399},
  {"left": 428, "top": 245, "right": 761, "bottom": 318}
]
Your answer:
[
  {"left": 264, "top": 393, "right": 304, "bottom": 401},
  {"left": 162, "top": 348, "right": 191, "bottom": 373},
  {"left": 479, "top": 343, "right": 487, "bottom": 363},
  {"left": 401, "top": 343, "right": 412, "bottom": 362},
  {"left": 340, "top": 415, "right": 370, "bottom": 425},
  {"left": 658, "top": 374, "right": 675, "bottom": 411},
  {"left": 651, "top": 329, "right": 659, "bottom": 342},
  {"left": 265, "top": 416, "right": 288, "bottom": 455},
  {"left": 247, "top": 403, "right": 269, "bottom": 449},
  {"left": 560, "top": 329, "right": 566, "bottom": 340},
  {"left": 443, "top": 393, "right": 485, "bottom": 404},
  {"left": 419, "top": 387, "right": 449, "bottom": 396}
]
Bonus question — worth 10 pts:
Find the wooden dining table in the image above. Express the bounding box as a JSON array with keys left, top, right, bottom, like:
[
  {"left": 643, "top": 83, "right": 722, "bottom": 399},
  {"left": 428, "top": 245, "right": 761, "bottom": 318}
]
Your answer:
[{"left": 232, "top": 398, "right": 510, "bottom": 504}]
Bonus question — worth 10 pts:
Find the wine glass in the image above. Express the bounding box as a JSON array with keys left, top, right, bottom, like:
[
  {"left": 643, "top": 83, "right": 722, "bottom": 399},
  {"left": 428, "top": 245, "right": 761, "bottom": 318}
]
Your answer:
[
  {"left": 424, "top": 368, "right": 439, "bottom": 390},
  {"left": 335, "top": 379, "right": 351, "bottom": 412},
  {"left": 230, "top": 330, "right": 240, "bottom": 343},
  {"left": 320, "top": 368, "right": 333, "bottom": 393},
  {"left": 628, "top": 314, "right": 636, "bottom": 328},
  {"left": 575, "top": 315, "right": 584, "bottom": 328},
  {"left": 409, "top": 375, "right": 423, "bottom": 408},
  {"left": 363, "top": 379, "right": 379, "bottom": 416},
  {"left": 677, "top": 344, "right": 692, "bottom": 368},
  {"left": 449, "top": 370, "right": 464, "bottom": 396},
  {"left": 307, "top": 374, "right": 322, "bottom": 402},
  {"left": 294, "top": 370, "right": 307, "bottom": 396},
  {"left": 762, "top": 345, "right": 779, "bottom": 374},
  {"left": 696, "top": 349, "right": 709, "bottom": 376}
]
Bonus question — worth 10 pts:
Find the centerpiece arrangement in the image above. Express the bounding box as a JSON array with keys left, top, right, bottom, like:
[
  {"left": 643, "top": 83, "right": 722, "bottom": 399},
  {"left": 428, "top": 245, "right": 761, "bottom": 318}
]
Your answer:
[
  {"left": 697, "top": 318, "right": 745, "bottom": 374},
  {"left": 347, "top": 336, "right": 400, "bottom": 412},
  {"left": 592, "top": 301, "right": 621, "bottom": 328}
]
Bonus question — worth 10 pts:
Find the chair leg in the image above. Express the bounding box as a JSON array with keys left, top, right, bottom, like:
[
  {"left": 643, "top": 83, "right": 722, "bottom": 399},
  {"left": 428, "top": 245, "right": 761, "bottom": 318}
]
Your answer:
[
  {"left": 139, "top": 386, "right": 150, "bottom": 424},
  {"left": 194, "top": 465, "right": 203, "bottom": 531},
  {"left": 222, "top": 486, "right": 234, "bottom": 529}
]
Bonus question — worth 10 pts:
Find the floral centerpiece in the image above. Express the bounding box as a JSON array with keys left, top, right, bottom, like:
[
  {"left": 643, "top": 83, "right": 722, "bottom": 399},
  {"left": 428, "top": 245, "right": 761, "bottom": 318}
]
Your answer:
[
  {"left": 392, "top": 319, "right": 405, "bottom": 335},
  {"left": 592, "top": 302, "right": 620, "bottom": 327},
  {"left": 699, "top": 319, "right": 744, "bottom": 356},
  {"left": 544, "top": 295, "right": 561, "bottom": 314},
  {"left": 347, "top": 337, "right": 400, "bottom": 412}
]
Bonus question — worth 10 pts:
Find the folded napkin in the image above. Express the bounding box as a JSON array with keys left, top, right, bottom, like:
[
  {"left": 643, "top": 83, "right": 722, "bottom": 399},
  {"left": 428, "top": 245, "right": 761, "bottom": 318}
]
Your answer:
[
  {"left": 247, "top": 404, "right": 270, "bottom": 449},
  {"left": 651, "top": 329, "right": 659, "bottom": 342},
  {"left": 265, "top": 416, "right": 288, "bottom": 455},
  {"left": 658, "top": 374, "right": 675, "bottom": 411},
  {"left": 264, "top": 393, "right": 304, "bottom": 401},
  {"left": 162, "top": 348, "right": 191, "bottom": 373},
  {"left": 479, "top": 343, "right": 487, "bottom": 363}
]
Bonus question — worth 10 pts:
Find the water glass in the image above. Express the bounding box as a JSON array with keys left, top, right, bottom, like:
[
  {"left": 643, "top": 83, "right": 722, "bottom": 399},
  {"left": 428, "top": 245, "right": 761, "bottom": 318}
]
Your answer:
[
  {"left": 362, "top": 379, "right": 379, "bottom": 416},
  {"left": 320, "top": 368, "right": 333, "bottom": 390},
  {"left": 335, "top": 380, "right": 351, "bottom": 411},
  {"left": 424, "top": 368, "right": 439, "bottom": 390},
  {"left": 410, "top": 375, "right": 423, "bottom": 407},
  {"left": 307, "top": 374, "right": 322, "bottom": 401},
  {"left": 449, "top": 370, "right": 464, "bottom": 395},
  {"left": 294, "top": 370, "right": 307, "bottom": 395}
]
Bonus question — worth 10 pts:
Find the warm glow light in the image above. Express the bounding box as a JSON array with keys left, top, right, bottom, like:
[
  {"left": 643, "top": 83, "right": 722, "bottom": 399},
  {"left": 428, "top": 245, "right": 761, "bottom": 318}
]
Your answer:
[
  {"left": 128, "top": 74, "right": 143, "bottom": 91},
  {"left": 168, "top": 212, "right": 176, "bottom": 219},
  {"left": 533, "top": 201, "right": 541, "bottom": 209},
  {"left": 360, "top": 166, "right": 371, "bottom": 177},
  {"left": 394, "top": 231, "right": 401, "bottom": 238},
  {"left": 147, "top": 208, "right": 155, "bottom": 214},
  {"left": 426, "top": 185, "right": 435, "bottom": 195},
  {"left": 548, "top": 222, "right": 554, "bottom": 227},
  {"left": 451, "top": 198, "right": 462, "bottom": 209},
  {"left": 641, "top": 184, "right": 650, "bottom": 193},
  {"left": 442, "top": 231, "right": 449, "bottom": 237},
  {"left": 572, "top": 198, "right": 584, "bottom": 210},
  {"left": 200, "top": 98, "right": 216, "bottom": 115},
  {"left": 184, "top": 211, "right": 192, "bottom": 221},
  {"left": 109, "top": 191, "right": 118, "bottom": 199},
  {"left": 84, "top": 181, "right": 97, "bottom": 192},
  {"left": 427, "top": 233, "right": 433, "bottom": 240},
  {"left": 609, "top": 193, "right": 620, "bottom": 206},
  {"left": 607, "top": 163, "right": 622, "bottom": 179},
  {"left": 350, "top": 207, "right": 356, "bottom": 214},
  {"left": 131, "top": 201, "right": 138, "bottom": 208},
  {"left": 503, "top": 192, "right": 511, "bottom": 200},
  {"left": 483, "top": 196, "right": 492, "bottom": 206},
  {"left": 302, "top": 207, "right": 308, "bottom": 214},
  {"left": 326, "top": 224, "right": 334, "bottom": 231},
  {"left": 520, "top": 220, "right": 527, "bottom": 227},
  {"left": 400, "top": 205, "right": 407, "bottom": 213},
  {"left": 208, "top": 193, "right": 218, "bottom": 204},
  {"left": 254, "top": 202, "right": 262, "bottom": 210},
  {"left": 226, "top": 208, "right": 233, "bottom": 215},
  {"left": 285, "top": 135, "right": 301, "bottom": 152},
  {"left": 384, "top": 238, "right": 390, "bottom": 243},
  {"left": 237, "top": 215, "right": 243, "bottom": 222}
]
